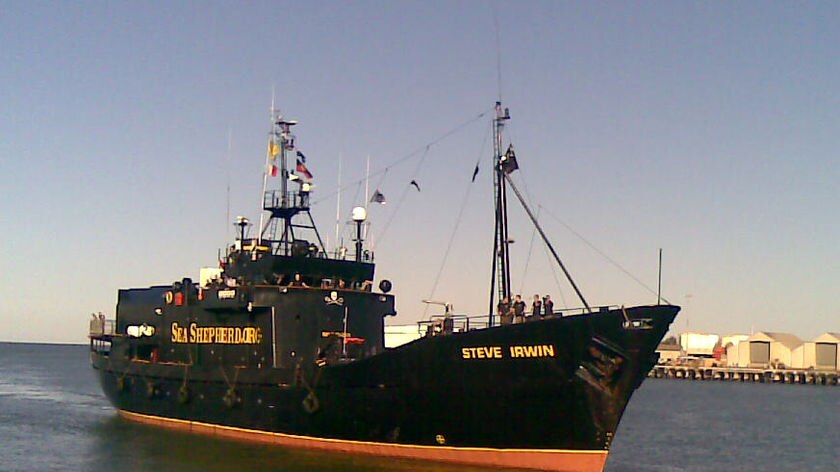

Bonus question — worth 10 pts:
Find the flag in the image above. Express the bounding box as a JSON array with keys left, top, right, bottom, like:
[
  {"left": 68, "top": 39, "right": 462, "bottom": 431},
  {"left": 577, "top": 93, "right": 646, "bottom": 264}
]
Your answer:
[
  {"left": 410, "top": 180, "right": 421, "bottom": 192},
  {"left": 268, "top": 164, "right": 278, "bottom": 177},
  {"left": 296, "top": 159, "right": 313, "bottom": 179},
  {"left": 471, "top": 163, "right": 480, "bottom": 182},
  {"left": 501, "top": 144, "right": 518, "bottom": 174},
  {"left": 269, "top": 142, "right": 280, "bottom": 159},
  {"left": 370, "top": 189, "right": 386, "bottom": 204},
  {"left": 296, "top": 150, "right": 307, "bottom": 163}
]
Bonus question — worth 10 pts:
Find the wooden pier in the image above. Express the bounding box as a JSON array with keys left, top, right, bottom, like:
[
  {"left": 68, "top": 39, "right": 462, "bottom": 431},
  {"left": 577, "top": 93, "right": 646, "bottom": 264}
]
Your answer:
[{"left": 649, "top": 365, "right": 840, "bottom": 386}]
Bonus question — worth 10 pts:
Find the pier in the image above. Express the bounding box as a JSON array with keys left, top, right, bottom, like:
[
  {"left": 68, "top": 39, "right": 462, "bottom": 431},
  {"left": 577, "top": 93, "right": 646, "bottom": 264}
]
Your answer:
[{"left": 649, "top": 366, "right": 839, "bottom": 386}]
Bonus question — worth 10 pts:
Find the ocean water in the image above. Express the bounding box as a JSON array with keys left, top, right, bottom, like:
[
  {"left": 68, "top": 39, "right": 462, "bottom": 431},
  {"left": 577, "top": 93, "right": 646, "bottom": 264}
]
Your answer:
[{"left": 0, "top": 342, "right": 837, "bottom": 472}]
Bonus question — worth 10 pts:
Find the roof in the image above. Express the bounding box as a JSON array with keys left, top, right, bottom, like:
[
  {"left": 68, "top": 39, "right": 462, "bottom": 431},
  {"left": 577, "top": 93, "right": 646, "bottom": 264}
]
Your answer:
[
  {"left": 657, "top": 343, "right": 682, "bottom": 352},
  {"left": 748, "top": 331, "right": 803, "bottom": 349},
  {"left": 814, "top": 332, "right": 840, "bottom": 343}
]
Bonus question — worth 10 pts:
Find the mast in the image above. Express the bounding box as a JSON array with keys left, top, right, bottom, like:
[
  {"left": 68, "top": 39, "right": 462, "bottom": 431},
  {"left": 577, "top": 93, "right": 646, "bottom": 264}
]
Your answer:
[
  {"left": 490, "top": 101, "right": 511, "bottom": 325},
  {"left": 258, "top": 109, "right": 326, "bottom": 256},
  {"left": 488, "top": 101, "right": 591, "bottom": 318},
  {"left": 657, "top": 248, "right": 663, "bottom": 305}
]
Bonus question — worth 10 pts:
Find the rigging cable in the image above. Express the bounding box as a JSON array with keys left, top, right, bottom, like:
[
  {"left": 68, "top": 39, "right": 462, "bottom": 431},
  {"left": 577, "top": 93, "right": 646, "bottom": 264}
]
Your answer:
[
  {"left": 518, "top": 206, "right": 540, "bottom": 295},
  {"left": 502, "top": 137, "right": 557, "bottom": 301},
  {"left": 423, "top": 127, "right": 491, "bottom": 316},
  {"left": 538, "top": 205, "right": 569, "bottom": 307},
  {"left": 311, "top": 108, "right": 492, "bottom": 207},
  {"left": 504, "top": 114, "right": 669, "bottom": 305},
  {"left": 371, "top": 151, "right": 424, "bottom": 249},
  {"left": 510, "top": 140, "right": 669, "bottom": 306},
  {"left": 506, "top": 153, "right": 570, "bottom": 307},
  {"left": 504, "top": 174, "right": 592, "bottom": 313},
  {"left": 539, "top": 206, "right": 672, "bottom": 305}
]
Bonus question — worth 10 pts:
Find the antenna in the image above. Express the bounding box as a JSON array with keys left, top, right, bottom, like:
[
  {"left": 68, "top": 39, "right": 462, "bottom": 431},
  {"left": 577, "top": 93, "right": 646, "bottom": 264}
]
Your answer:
[
  {"left": 363, "top": 155, "right": 371, "bottom": 241},
  {"left": 364, "top": 155, "right": 371, "bottom": 209},
  {"left": 657, "top": 248, "right": 663, "bottom": 305},
  {"left": 493, "top": 6, "right": 503, "bottom": 102},
  {"left": 271, "top": 84, "right": 276, "bottom": 111},
  {"left": 257, "top": 101, "right": 275, "bottom": 245},
  {"left": 226, "top": 127, "right": 232, "bottom": 245},
  {"left": 334, "top": 152, "right": 343, "bottom": 256}
]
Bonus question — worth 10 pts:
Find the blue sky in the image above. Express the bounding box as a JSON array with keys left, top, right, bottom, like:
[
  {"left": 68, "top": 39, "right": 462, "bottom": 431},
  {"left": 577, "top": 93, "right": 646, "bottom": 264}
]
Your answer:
[{"left": 1, "top": 1, "right": 837, "bottom": 343}]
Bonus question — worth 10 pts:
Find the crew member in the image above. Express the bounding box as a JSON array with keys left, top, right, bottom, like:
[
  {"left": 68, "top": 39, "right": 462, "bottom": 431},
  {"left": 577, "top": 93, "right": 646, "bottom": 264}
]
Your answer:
[
  {"left": 288, "top": 273, "right": 309, "bottom": 288},
  {"left": 531, "top": 294, "right": 542, "bottom": 320},
  {"left": 512, "top": 295, "right": 526, "bottom": 323},
  {"left": 498, "top": 296, "right": 513, "bottom": 325},
  {"left": 543, "top": 295, "right": 554, "bottom": 318}
]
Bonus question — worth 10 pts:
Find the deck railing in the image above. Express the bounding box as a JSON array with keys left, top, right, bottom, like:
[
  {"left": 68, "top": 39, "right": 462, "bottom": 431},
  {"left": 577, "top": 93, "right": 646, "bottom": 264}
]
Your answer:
[
  {"left": 89, "top": 318, "right": 116, "bottom": 338},
  {"left": 417, "top": 305, "right": 621, "bottom": 336}
]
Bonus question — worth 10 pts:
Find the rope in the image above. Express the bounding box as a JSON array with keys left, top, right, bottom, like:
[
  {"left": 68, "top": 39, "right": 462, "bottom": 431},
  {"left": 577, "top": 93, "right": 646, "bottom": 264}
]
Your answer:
[
  {"left": 507, "top": 151, "right": 659, "bottom": 307},
  {"left": 541, "top": 226, "right": 569, "bottom": 307},
  {"left": 423, "top": 127, "right": 491, "bottom": 316},
  {"left": 372, "top": 146, "right": 429, "bottom": 247},
  {"left": 518, "top": 207, "right": 540, "bottom": 295},
  {"left": 312, "top": 108, "right": 492, "bottom": 207},
  {"left": 423, "top": 176, "right": 476, "bottom": 317},
  {"left": 539, "top": 206, "right": 672, "bottom": 305},
  {"left": 504, "top": 174, "right": 591, "bottom": 312}
]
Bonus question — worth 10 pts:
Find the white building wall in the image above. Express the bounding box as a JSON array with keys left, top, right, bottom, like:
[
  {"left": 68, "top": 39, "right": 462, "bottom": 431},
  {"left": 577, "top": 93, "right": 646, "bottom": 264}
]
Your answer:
[
  {"left": 657, "top": 349, "right": 682, "bottom": 364},
  {"left": 802, "top": 343, "right": 816, "bottom": 369},
  {"left": 790, "top": 343, "right": 815, "bottom": 369},
  {"left": 383, "top": 324, "right": 423, "bottom": 348},
  {"left": 725, "top": 344, "right": 740, "bottom": 367},
  {"left": 737, "top": 342, "right": 750, "bottom": 367},
  {"left": 679, "top": 332, "right": 719, "bottom": 356},
  {"left": 769, "top": 342, "right": 794, "bottom": 368}
]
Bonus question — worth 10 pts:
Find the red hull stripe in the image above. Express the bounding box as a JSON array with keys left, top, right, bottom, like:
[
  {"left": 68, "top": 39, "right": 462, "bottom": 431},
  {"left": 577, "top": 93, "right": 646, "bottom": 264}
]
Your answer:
[{"left": 118, "top": 410, "right": 608, "bottom": 472}]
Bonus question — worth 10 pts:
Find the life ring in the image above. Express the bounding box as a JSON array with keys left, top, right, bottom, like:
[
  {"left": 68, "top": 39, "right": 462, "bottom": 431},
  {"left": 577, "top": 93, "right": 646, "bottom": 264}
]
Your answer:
[
  {"left": 165, "top": 291, "right": 174, "bottom": 304},
  {"left": 146, "top": 382, "right": 157, "bottom": 398},
  {"left": 223, "top": 388, "right": 238, "bottom": 408},
  {"left": 178, "top": 385, "right": 191, "bottom": 404},
  {"left": 302, "top": 391, "right": 319, "bottom": 413}
]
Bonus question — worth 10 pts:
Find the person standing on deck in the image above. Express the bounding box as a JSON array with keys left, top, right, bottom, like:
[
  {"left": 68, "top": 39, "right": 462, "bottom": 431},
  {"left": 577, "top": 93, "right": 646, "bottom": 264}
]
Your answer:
[
  {"left": 498, "top": 296, "right": 513, "bottom": 325},
  {"left": 288, "top": 273, "right": 309, "bottom": 288},
  {"left": 531, "top": 295, "right": 542, "bottom": 320},
  {"left": 543, "top": 295, "right": 554, "bottom": 318},
  {"left": 512, "top": 295, "right": 526, "bottom": 323}
]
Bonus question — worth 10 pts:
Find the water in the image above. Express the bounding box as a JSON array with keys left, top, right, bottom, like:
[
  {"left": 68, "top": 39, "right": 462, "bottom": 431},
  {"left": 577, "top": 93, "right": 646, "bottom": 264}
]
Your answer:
[{"left": 1, "top": 343, "right": 837, "bottom": 472}]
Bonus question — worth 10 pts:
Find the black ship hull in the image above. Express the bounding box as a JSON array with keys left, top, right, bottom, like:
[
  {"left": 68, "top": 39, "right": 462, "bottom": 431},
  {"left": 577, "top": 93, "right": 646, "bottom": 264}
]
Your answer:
[
  {"left": 89, "top": 102, "right": 680, "bottom": 471},
  {"left": 92, "top": 304, "right": 678, "bottom": 472}
]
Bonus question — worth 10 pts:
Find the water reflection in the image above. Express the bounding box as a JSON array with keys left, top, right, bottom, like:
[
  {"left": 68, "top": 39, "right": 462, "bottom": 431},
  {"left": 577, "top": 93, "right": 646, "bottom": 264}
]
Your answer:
[{"left": 85, "top": 414, "right": 496, "bottom": 472}]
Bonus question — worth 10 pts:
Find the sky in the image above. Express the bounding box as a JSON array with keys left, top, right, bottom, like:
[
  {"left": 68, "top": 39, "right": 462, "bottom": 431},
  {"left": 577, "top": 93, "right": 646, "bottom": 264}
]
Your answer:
[{"left": 1, "top": 1, "right": 838, "bottom": 343}]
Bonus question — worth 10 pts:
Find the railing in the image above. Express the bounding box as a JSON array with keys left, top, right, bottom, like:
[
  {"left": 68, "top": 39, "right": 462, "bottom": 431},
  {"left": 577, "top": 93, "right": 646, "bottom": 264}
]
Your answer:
[
  {"left": 89, "top": 318, "right": 116, "bottom": 338},
  {"left": 416, "top": 305, "right": 622, "bottom": 337},
  {"left": 332, "top": 248, "right": 375, "bottom": 263},
  {"left": 263, "top": 190, "right": 309, "bottom": 210},
  {"left": 89, "top": 317, "right": 115, "bottom": 356},
  {"left": 418, "top": 314, "right": 489, "bottom": 336}
]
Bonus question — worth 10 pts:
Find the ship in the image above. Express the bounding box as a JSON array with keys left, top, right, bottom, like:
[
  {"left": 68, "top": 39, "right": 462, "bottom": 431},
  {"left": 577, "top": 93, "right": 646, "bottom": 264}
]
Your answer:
[{"left": 89, "top": 102, "right": 679, "bottom": 472}]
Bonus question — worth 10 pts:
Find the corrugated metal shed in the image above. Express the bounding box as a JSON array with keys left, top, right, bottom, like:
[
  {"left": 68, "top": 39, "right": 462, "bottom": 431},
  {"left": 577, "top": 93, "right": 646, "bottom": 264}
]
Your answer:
[
  {"left": 737, "top": 332, "right": 803, "bottom": 368},
  {"left": 813, "top": 333, "right": 840, "bottom": 370}
]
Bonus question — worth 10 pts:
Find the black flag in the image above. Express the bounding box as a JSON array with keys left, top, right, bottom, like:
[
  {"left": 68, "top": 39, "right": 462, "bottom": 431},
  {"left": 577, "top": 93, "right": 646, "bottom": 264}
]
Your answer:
[
  {"left": 296, "top": 150, "right": 307, "bottom": 163},
  {"left": 471, "top": 163, "right": 480, "bottom": 182},
  {"left": 501, "top": 145, "right": 518, "bottom": 174},
  {"left": 410, "top": 180, "right": 421, "bottom": 192},
  {"left": 370, "top": 189, "right": 386, "bottom": 204}
]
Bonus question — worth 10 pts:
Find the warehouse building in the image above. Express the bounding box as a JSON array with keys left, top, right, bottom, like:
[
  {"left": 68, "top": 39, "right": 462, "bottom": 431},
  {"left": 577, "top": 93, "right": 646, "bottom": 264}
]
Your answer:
[
  {"left": 722, "top": 334, "right": 749, "bottom": 367},
  {"left": 791, "top": 333, "right": 840, "bottom": 370},
  {"left": 731, "top": 332, "right": 802, "bottom": 368}
]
